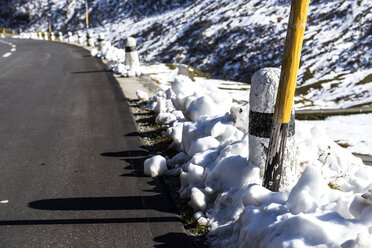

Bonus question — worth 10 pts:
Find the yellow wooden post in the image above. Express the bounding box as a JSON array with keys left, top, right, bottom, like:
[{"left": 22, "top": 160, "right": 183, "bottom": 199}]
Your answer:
[
  {"left": 263, "top": 0, "right": 310, "bottom": 192},
  {"left": 85, "top": 0, "right": 90, "bottom": 45}
]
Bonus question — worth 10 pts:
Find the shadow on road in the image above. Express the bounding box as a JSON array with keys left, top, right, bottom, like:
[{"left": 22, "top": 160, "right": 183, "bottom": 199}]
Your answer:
[
  {"left": 101, "top": 150, "right": 149, "bottom": 157},
  {"left": 154, "top": 233, "right": 196, "bottom": 248},
  {"left": 28, "top": 195, "right": 176, "bottom": 213},
  {"left": 101, "top": 149, "right": 149, "bottom": 177},
  {"left": 70, "top": 70, "right": 108, "bottom": 74},
  {"left": 0, "top": 217, "right": 180, "bottom": 226}
]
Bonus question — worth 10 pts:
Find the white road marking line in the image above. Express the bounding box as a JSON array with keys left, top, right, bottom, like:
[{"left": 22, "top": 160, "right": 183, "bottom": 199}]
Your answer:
[
  {"left": 0, "top": 40, "right": 12, "bottom": 46},
  {"left": 11, "top": 48, "right": 16, "bottom": 52},
  {"left": 2, "top": 52, "right": 12, "bottom": 58},
  {"left": 0, "top": 200, "right": 9, "bottom": 204}
]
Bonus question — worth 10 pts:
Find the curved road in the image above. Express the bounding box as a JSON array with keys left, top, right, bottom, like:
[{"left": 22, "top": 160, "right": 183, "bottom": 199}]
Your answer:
[{"left": 0, "top": 38, "right": 194, "bottom": 247}]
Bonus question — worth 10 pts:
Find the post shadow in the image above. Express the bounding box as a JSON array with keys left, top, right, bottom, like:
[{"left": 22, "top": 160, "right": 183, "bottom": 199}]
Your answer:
[
  {"left": 0, "top": 217, "right": 180, "bottom": 226},
  {"left": 28, "top": 195, "right": 176, "bottom": 214},
  {"left": 100, "top": 149, "right": 149, "bottom": 177},
  {"left": 154, "top": 233, "right": 196, "bottom": 248}
]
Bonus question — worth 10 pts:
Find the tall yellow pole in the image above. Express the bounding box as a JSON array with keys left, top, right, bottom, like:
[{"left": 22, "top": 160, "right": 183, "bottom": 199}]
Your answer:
[
  {"left": 85, "top": 0, "right": 89, "bottom": 45},
  {"left": 263, "top": 0, "right": 310, "bottom": 192},
  {"left": 85, "top": 0, "right": 89, "bottom": 29}
]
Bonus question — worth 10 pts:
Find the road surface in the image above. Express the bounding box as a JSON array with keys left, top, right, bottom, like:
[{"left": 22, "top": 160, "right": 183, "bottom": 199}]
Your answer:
[{"left": 0, "top": 38, "right": 194, "bottom": 247}]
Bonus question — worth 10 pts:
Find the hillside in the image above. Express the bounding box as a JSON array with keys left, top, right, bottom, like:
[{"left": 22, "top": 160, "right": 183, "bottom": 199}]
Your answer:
[{"left": 1, "top": 0, "right": 371, "bottom": 109}]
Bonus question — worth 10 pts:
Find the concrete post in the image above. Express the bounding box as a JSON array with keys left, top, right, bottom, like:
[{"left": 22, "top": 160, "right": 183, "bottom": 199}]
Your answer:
[
  {"left": 87, "top": 32, "right": 95, "bottom": 47},
  {"left": 58, "top": 32, "right": 63, "bottom": 42},
  {"left": 249, "top": 67, "right": 298, "bottom": 189},
  {"left": 125, "top": 37, "right": 140, "bottom": 68},
  {"left": 78, "top": 32, "right": 84, "bottom": 44},
  {"left": 97, "top": 33, "right": 105, "bottom": 50},
  {"left": 67, "top": 31, "right": 73, "bottom": 43},
  {"left": 51, "top": 33, "right": 55, "bottom": 41}
]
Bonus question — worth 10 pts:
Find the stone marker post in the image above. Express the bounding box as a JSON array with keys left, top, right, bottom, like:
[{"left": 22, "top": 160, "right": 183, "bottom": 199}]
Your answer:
[
  {"left": 87, "top": 32, "right": 95, "bottom": 47},
  {"left": 58, "top": 32, "right": 63, "bottom": 42},
  {"left": 249, "top": 68, "right": 298, "bottom": 189},
  {"left": 125, "top": 37, "right": 141, "bottom": 76},
  {"left": 68, "top": 31, "right": 73, "bottom": 43},
  {"left": 78, "top": 32, "right": 84, "bottom": 44},
  {"left": 97, "top": 33, "right": 105, "bottom": 50},
  {"left": 125, "top": 37, "right": 140, "bottom": 68}
]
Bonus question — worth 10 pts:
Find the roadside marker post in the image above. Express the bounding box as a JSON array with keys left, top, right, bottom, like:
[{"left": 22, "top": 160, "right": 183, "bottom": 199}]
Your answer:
[
  {"left": 263, "top": 0, "right": 310, "bottom": 192},
  {"left": 85, "top": 0, "right": 90, "bottom": 46}
]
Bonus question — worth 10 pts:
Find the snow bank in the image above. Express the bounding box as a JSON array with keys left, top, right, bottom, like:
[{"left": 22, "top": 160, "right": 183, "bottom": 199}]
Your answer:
[
  {"left": 303, "top": 113, "right": 372, "bottom": 156},
  {"left": 96, "top": 40, "right": 142, "bottom": 77},
  {"left": 141, "top": 73, "right": 371, "bottom": 247}
]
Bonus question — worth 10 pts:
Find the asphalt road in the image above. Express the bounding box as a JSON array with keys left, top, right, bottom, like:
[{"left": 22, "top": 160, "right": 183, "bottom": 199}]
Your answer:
[{"left": 0, "top": 38, "right": 194, "bottom": 247}]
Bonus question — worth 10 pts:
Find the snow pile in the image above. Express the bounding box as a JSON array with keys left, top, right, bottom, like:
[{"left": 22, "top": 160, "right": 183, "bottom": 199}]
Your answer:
[
  {"left": 136, "top": 90, "right": 149, "bottom": 102},
  {"left": 97, "top": 41, "right": 125, "bottom": 63},
  {"left": 95, "top": 40, "right": 142, "bottom": 77},
  {"left": 144, "top": 155, "right": 168, "bottom": 177},
  {"left": 143, "top": 74, "right": 372, "bottom": 247},
  {"left": 148, "top": 75, "right": 233, "bottom": 122}
]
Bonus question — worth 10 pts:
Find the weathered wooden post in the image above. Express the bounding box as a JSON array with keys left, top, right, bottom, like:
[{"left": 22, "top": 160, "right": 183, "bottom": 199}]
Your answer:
[
  {"left": 84, "top": 0, "right": 89, "bottom": 46},
  {"left": 263, "top": 0, "right": 310, "bottom": 192}
]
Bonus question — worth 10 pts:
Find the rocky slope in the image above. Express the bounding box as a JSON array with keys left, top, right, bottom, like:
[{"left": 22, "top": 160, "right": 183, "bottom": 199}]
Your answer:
[{"left": 1, "top": 0, "right": 371, "bottom": 109}]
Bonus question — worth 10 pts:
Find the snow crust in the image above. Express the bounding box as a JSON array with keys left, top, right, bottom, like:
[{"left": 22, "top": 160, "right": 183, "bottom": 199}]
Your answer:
[
  {"left": 12, "top": 4, "right": 372, "bottom": 245},
  {"left": 142, "top": 73, "right": 371, "bottom": 247},
  {"left": 302, "top": 114, "right": 372, "bottom": 156}
]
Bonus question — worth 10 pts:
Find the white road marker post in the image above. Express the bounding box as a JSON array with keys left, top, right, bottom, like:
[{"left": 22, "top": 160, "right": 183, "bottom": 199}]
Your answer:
[
  {"left": 97, "top": 33, "right": 105, "bottom": 51},
  {"left": 249, "top": 68, "right": 298, "bottom": 189},
  {"left": 58, "top": 31, "right": 63, "bottom": 42},
  {"left": 67, "top": 31, "right": 73, "bottom": 43},
  {"left": 125, "top": 37, "right": 141, "bottom": 77}
]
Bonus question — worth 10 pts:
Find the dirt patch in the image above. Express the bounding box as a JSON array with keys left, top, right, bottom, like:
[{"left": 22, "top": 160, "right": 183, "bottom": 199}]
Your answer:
[{"left": 129, "top": 100, "right": 209, "bottom": 248}]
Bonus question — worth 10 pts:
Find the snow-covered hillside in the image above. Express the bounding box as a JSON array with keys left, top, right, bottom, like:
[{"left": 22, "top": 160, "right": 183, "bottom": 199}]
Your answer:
[{"left": 1, "top": 0, "right": 371, "bottom": 109}]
